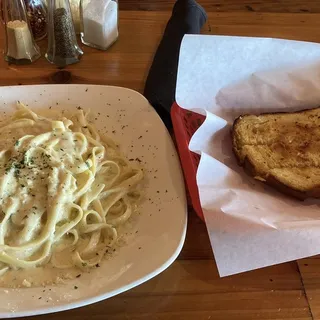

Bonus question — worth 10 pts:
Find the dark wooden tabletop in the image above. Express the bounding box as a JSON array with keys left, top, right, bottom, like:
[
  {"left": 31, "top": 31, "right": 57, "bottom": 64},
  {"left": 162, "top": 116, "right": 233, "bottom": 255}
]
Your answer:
[{"left": 1, "top": 1, "right": 320, "bottom": 319}]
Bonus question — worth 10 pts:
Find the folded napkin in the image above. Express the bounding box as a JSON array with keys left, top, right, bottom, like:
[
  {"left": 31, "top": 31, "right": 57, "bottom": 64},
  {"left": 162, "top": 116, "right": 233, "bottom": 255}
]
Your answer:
[{"left": 143, "top": 0, "right": 207, "bottom": 128}]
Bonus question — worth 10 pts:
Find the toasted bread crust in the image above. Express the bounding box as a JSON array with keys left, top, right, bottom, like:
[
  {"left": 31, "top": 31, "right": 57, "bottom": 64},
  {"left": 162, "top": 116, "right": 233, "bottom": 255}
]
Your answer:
[
  {"left": 231, "top": 107, "right": 320, "bottom": 200},
  {"left": 231, "top": 116, "right": 244, "bottom": 165},
  {"left": 243, "top": 154, "right": 307, "bottom": 200}
]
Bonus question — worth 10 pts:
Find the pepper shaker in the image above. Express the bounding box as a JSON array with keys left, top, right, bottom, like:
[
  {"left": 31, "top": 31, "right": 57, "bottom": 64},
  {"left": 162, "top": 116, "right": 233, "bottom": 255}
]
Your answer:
[
  {"left": 45, "top": 0, "right": 83, "bottom": 67},
  {"left": 0, "top": 0, "right": 41, "bottom": 64},
  {"left": 24, "top": 0, "right": 47, "bottom": 41},
  {"left": 80, "top": 0, "right": 118, "bottom": 51}
]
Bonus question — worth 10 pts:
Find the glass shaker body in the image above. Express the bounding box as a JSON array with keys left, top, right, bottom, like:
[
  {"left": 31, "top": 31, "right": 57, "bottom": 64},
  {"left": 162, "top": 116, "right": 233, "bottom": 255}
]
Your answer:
[
  {"left": 45, "top": 0, "right": 83, "bottom": 67},
  {"left": 24, "top": 0, "right": 47, "bottom": 41},
  {"left": 69, "top": 0, "right": 81, "bottom": 34},
  {"left": 1, "top": 0, "right": 41, "bottom": 64},
  {"left": 80, "top": 0, "right": 118, "bottom": 51}
]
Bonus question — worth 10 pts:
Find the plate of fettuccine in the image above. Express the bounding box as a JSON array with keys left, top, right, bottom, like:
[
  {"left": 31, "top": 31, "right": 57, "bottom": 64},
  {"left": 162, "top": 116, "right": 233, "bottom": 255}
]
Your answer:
[{"left": 0, "top": 85, "right": 187, "bottom": 318}]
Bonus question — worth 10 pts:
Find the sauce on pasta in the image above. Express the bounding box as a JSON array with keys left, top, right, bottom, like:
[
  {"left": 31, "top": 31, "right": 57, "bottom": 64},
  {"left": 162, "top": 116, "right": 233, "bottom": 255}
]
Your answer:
[{"left": 0, "top": 103, "right": 143, "bottom": 287}]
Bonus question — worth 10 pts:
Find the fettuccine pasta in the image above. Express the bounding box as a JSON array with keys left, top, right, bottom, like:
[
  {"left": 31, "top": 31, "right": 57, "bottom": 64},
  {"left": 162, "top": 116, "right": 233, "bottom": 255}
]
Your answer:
[{"left": 0, "top": 103, "right": 143, "bottom": 278}]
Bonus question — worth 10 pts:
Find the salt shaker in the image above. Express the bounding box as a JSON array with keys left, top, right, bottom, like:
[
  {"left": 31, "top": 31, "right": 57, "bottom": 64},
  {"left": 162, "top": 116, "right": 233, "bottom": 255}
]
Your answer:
[
  {"left": 24, "top": 0, "right": 47, "bottom": 41},
  {"left": 80, "top": 0, "right": 119, "bottom": 51},
  {"left": 45, "top": 0, "right": 83, "bottom": 67},
  {"left": 1, "top": 0, "right": 41, "bottom": 64}
]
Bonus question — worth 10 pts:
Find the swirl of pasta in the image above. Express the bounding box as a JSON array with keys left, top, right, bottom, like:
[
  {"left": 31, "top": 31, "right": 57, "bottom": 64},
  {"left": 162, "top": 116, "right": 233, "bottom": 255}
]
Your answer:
[{"left": 0, "top": 102, "right": 143, "bottom": 279}]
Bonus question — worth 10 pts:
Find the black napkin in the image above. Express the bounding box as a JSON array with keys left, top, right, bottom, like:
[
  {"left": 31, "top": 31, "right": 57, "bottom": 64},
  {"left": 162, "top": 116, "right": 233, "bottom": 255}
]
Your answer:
[{"left": 143, "top": 0, "right": 207, "bottom": 128}]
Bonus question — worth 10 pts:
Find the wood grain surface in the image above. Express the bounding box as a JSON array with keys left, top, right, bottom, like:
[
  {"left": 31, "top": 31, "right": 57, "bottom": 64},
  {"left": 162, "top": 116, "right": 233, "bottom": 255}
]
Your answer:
[
  {"left": 0, "top": 1, "right": 320, "bottom": 319},
  {"left": 119, "top": 0, "right": 320, "bottom": 13}
]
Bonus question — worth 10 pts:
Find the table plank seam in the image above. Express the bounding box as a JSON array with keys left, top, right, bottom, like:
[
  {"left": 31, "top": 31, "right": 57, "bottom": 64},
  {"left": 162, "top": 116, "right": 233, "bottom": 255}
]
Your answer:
[
  {"left": 123, "top": 290, "right": 309, "bottom": 298},
  {"left": 297, "top": 261, "right": 314, "bottom": 320}
]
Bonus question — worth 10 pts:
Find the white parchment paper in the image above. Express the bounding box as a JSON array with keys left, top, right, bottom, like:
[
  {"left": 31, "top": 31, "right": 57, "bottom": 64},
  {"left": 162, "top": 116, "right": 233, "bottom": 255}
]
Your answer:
[{"left": 176, "top": 35, "right": 320, "bottom": 276}]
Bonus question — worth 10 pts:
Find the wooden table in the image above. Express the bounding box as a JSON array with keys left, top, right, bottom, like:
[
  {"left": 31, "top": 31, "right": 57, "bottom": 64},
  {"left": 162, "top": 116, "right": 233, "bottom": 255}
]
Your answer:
[{"left": 1, "top": 1, "right": 320, "bottom": 319}]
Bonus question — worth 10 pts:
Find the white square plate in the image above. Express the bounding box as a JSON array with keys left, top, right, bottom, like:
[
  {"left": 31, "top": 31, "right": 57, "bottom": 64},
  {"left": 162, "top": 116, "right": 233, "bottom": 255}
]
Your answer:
[{"left": 0, "top": 85, "right": 187, "bottom": 318}]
